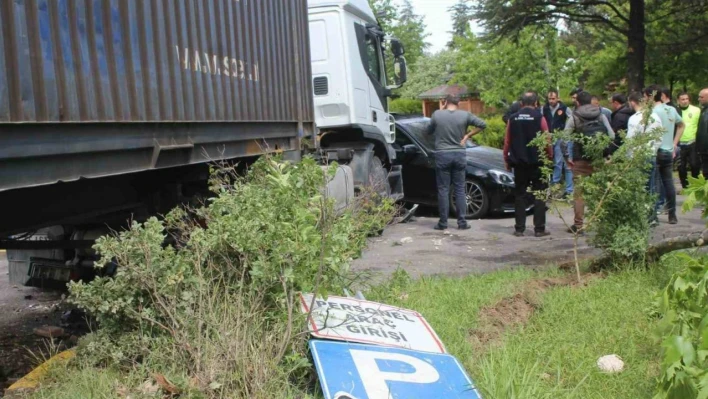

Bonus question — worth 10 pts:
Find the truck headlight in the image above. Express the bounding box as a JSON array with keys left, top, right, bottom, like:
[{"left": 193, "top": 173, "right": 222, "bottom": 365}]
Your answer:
[{"left": 489, "top": 169, "right": 515, "bottom": 186}]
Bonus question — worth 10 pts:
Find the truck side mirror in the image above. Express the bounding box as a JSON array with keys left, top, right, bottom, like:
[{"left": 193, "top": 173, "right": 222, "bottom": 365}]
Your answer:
[
  {"left": 393, "top": 56, "right": 407, "bottom": 86},
  {"left": 391, "top": 39, "right": 405, "bottom": 57}
]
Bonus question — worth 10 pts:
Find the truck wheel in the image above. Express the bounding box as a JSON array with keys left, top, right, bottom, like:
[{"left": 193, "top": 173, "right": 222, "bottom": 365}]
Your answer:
[{"left": 368, "top": 156, "right": 391, "bottom": 199}]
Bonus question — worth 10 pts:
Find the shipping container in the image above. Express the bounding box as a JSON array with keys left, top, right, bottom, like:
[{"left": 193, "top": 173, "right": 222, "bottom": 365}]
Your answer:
[{"left": 0, "top": 0, "right": 314, "bottom": 193}]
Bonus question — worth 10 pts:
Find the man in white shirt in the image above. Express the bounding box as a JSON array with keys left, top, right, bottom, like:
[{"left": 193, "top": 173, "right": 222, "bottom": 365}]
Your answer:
[
  {"left": 626, "top": 92, "right": 663, "bottom": 224},
  {"left": 626, "top": 92, "right": 663, "bottom": 154}
]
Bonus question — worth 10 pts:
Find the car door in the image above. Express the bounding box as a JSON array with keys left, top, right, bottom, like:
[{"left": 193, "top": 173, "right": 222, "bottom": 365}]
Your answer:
[{"left": 393, "top": 125, "right": 437, "bottom": 203}]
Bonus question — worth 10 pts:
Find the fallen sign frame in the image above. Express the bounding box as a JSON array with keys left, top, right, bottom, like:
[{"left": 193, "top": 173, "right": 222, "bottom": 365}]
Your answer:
[
  {"left": 299, "top": 293, "right": 446, "bottom": 354},
  {"left": 310, "top": 340, "right": 482, "bottom": 399}
]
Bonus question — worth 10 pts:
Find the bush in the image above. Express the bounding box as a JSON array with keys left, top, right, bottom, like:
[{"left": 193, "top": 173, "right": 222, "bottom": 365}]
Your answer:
[
  {"left": 390, "top": 98, "right": 423, "bottom": 115},
  {"left": 653, "top": 177, "right": 708, "bottom": 398},
  {"left": 654, "top": 253, "right": 708, "bottom": 399},
  {"left": 527, "top": 102, "right": 661, "bottom": 280},
  {"left": 67, "top": 156, "right": 395, "bottom": 398},
  {"left": 475, "top": 116, "right": 506, "bottom": 149}
]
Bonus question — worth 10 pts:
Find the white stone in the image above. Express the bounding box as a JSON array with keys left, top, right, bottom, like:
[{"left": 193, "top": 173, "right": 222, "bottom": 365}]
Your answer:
[
  {"left": 597, "top": 354, "right": 624, "bottom": 373},
  {"left": 398, "top": 237, "right": 413, "bottom": 245}
]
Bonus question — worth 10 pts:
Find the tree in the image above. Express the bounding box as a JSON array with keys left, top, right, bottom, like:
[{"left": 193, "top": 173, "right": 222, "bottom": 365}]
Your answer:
[
  {"left": 447, "top": 0, "right": 473, "bottom": 48},
  {"left": 399, "top": 51, "right": 458, "bottom": 99},
  {"left": 453, "top": 28, "right": 583, "bottom": 106},
  {"left": 367, "top": 0, "right": 397, "bottom": 30},
  {"left": 369, "top": 0, "right": 430, "bottom": 86},
  {"left": 391, "top": 0, "right": 430, "bottom": 67},
  {"left": 472, "top": 0, "right": 707, "bottom": 93}
]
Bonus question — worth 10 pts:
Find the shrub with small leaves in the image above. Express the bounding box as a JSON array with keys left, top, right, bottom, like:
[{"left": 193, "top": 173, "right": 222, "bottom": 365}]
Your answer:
[{"left": 67, "top": 155, "right": 395, "bottom": 397}]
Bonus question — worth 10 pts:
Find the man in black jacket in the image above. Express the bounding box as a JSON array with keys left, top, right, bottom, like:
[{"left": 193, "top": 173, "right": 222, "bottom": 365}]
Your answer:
[
  {"left": 543, "top": 90, "right": 572, "bottom": 197},
  {"left": 610, "top": 93, "right": 633, "bottom": 152},
  {"left": 504, "top": 92, "right": 552, "bottom": 237},
  {"left": 696, "top": 88, "right": 708, "bottom": 177},
  {"left": 502, "top": 97, "right": 522, "bottom": 124}
]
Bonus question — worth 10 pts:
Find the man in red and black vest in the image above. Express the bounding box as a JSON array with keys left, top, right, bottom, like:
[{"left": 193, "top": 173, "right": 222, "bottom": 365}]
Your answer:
[{"left": 504, "top": 91, "right": 553, "bottom": 237}]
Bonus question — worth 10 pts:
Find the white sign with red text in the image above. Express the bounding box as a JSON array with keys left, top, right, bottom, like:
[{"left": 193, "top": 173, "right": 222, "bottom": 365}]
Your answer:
[{"left": 299, "top": 294, "right": 446, "bottom": 354}]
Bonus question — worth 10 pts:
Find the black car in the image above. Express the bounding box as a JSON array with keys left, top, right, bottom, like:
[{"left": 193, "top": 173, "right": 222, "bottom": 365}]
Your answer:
[{"left": 393, "top": 115, "right": 528, "bottom": 219}]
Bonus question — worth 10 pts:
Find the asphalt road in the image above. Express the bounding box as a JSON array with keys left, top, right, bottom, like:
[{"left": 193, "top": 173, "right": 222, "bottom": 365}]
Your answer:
[{"left": 351, "top": 194, "right": 706, "bottom": 279}]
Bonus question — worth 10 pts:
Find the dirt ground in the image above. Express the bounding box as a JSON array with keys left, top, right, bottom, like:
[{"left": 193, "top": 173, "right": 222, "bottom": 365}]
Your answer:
[
  {"left": 0, "top": 252, "right": 85, "bottom": 394},
  {"left": 351, "top": 193, "right": 706, "bottom": 279}
]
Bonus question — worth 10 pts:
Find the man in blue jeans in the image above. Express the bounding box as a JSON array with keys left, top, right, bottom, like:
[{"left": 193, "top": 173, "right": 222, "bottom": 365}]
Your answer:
[
  {"left": 645, "top": 85, "right": 686, "bottom": 224},
  {"left": 427, "top": 94, "right": 487, "bottom": 230},
  {"left": 543, "top": 90, "right": 572, "bottom": 197}
]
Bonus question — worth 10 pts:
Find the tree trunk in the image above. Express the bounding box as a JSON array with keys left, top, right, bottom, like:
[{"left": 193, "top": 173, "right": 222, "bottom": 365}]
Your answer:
[
  {"left": 626, "top": 0, "right": 646, "bottom": 92},
  {"left": 559, "top": 230, "right": 708, "bottom": 272}
]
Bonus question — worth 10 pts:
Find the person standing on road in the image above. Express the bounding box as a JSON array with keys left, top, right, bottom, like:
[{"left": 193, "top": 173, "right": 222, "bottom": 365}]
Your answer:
[
  {"left": 504, "top": 92, "right": 552, "bottom": 237},
  {"left": 502, "top": 96, "right": 522, "bottom": 124},
  {"left": 626, "top": 92, "right": 663, "bottom": 224},
  {"left": 695, "top": 89, "right": 708, "bottom": 178},
  {"left": 592, "top": 95, "right": 613, "bottom": 121},
  {"left": 610, "top": 93, "right": 633, "bottom": 152},
  {"left": 543, "top": 90, "right": 572, "bottom": 198},
  {"left": 677, "top": 92, "right": 702, "bottom": 188},
  {"left": 562, "top": 91, "right": 616, "bottom": 234},
  {"left": 426, "top": 94, "right": 487, "bottom": 231},
  {"left": 645, "top": 85, "right": 685, "bottom": 224}
]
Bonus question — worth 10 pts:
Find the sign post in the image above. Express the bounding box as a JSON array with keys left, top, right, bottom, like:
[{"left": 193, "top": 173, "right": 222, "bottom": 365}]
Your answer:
[{"left": 300, "top": 293, "right": 446, "bottom": 353}]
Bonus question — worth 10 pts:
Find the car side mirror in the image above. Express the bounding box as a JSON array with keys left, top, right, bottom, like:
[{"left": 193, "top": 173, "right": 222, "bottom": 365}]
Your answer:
[{"left": 403, "top": 144, "right": 419, "bottom": 155}]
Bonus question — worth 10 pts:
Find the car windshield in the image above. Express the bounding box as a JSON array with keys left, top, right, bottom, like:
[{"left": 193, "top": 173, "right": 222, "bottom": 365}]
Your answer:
[{"left": 403, "top": 121, "right": 436, "bottom": 151}]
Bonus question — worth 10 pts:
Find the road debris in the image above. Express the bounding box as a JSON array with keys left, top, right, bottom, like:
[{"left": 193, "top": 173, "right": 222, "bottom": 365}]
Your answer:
[
  {"left": 33, "top": 326, "right": 65, "bottom": 339},
  {"left": 395, "top": 237, "right": 414, "bottom": 246}
]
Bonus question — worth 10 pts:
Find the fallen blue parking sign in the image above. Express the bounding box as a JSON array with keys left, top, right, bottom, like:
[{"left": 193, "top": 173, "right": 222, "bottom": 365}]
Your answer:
[{"left": 309, "top": 340, "right": 481, "bottom": 399}]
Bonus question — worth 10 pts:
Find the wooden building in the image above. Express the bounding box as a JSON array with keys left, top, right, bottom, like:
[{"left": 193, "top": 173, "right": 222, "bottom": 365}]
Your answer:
[{"left": 418, "top": 84, "right": 493, "bottom": 117}]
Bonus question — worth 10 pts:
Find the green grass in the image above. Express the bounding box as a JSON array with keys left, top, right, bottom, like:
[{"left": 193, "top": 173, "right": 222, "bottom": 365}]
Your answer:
[
  {"left": 25, "top": 262, "right": 679, "bottom": 399},
  {"left": 369, "top": 263, "right": 680, "bottom": 399}
]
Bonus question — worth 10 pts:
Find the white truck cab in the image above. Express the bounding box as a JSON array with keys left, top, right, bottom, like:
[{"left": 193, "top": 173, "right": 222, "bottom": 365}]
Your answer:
[{"left": 307, "top": 0, "right": 407, "bottom": 199}]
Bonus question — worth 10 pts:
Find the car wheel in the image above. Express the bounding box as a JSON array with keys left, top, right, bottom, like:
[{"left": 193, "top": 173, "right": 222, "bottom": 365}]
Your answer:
[{"left": 450, "top": 179, "right": 490, "bottom": 219}]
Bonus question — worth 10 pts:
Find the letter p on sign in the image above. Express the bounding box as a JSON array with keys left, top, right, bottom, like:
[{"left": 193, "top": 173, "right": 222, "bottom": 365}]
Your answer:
[
  {"left": 309, "top": 341, "right": 481, "bottom": 399},
  {"left": 350, "top": 350, "right": 440, "bottom": 397}
]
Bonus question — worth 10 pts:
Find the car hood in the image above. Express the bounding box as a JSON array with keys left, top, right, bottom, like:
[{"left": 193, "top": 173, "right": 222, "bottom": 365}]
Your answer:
[{"left": 465, "top": 146, "right": 506, "bottom": 171}]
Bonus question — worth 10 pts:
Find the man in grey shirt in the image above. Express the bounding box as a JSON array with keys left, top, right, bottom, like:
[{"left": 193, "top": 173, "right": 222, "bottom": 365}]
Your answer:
[{"left": 426, "top": 94, "right": 487, "bottom": 230}]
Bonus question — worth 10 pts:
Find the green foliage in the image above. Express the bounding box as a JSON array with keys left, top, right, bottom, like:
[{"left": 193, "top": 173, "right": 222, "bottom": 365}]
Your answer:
[
  {"left": 654, "top": 177, "right": 708, "bottom": 398},
  {"left": 369, "top": 265, "right": 673, "bottom": 399},
  {"left": 398, "top": 50, "right": 457, "bottom": 100},
  {"left": 529, "top": 101, "right": 661, "bottom": 268},
  {"left": 447, "top": 0, "right": 474, "bottom": 49},
  {"left": 472, "top": 0, "right": 708, "bottom": 94},
  {"left": 474, "top": 116, "right": 506, "bottom": 149},
  {"left": 389, "top": 98, "right": 422, "bottom": 115},
  {"left": 368, "top": 0, "right": 430, "bottom": 86},
  {"left": 654, "top": 254, "right": 708, "bottom": 399},
  {"left": 66, "top": 156, "right": 394, "bottom": 397},
  {"left": 683, "top": 175, "right": 708, "bottom": 219},
  {"left": 581, "top": 127, "right": 657, "bottom": 261},
  {"left": 454, "top": 28, "right": 583, "bottom": 107}
]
